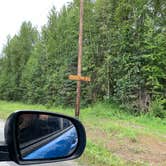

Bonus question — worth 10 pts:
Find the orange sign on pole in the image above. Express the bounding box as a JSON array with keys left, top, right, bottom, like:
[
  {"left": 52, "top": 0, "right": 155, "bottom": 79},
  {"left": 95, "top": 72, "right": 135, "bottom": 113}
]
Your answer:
[{"left": 69, "top": 75, "right": 91, "bottom": 82}]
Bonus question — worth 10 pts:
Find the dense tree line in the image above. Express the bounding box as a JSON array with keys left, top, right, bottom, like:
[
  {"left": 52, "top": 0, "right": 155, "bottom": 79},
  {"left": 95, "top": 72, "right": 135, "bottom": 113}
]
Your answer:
[{"left": 0, "top": 0, "right": 165, "bottom": 116}]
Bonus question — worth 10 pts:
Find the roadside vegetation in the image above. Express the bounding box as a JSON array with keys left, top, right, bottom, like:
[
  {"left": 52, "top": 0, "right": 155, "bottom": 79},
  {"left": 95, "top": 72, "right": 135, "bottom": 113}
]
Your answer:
[
  {"left": 0, "top": 100, "right": 165, "bottom": 166},
  {"left": 0, "top": 0, "right": 166, "bottom": 116}
]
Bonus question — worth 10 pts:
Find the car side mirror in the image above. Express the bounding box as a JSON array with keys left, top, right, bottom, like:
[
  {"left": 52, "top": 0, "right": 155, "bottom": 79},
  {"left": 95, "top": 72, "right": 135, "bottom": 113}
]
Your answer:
[{"left": 4, "top": 111, "right": 86, "bottom": 165}]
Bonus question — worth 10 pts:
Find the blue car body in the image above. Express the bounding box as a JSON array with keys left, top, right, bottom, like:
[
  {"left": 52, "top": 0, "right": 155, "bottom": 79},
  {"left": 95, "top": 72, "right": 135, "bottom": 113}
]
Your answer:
[{"left": 23, "top": 127, "right": 78, "bottom": 160}]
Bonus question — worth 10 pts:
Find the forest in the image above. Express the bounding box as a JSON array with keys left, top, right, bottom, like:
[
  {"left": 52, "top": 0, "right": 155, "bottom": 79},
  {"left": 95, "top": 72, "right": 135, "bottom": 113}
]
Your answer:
[{"left": 0, "top": 0, "right": 165, "bottom": 117}]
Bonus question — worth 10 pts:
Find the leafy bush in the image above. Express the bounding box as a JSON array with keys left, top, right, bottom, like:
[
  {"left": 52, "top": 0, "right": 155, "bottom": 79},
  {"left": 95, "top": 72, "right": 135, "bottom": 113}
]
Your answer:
[{"left": 149, "top": 99, "right": 166, "bottom": 119}]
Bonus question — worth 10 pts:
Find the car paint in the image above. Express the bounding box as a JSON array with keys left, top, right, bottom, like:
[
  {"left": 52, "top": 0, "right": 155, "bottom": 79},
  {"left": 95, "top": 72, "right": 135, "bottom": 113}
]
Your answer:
[{"left": 23, "top": 127, "right": 78, "bottom": 160}]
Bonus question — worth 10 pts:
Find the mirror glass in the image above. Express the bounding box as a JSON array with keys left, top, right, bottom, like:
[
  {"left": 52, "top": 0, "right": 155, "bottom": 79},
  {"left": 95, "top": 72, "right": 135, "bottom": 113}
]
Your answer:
[{"left": 16, "top": 113, "right": 78, "bottom": 160}]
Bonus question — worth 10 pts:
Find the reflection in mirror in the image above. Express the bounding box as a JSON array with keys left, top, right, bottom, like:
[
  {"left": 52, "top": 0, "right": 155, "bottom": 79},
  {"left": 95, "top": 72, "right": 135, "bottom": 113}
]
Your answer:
[{"left": 16, "top": 113, "right": 78, "bottom": 160}]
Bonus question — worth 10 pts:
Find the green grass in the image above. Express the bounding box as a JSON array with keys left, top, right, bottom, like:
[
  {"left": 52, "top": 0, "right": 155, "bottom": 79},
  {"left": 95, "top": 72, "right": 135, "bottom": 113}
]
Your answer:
[
  {"left": 0, "top": 100, "right": 73, "bottom": 119},
  {"left": 80, "top": 140, "right": 125, "bottom": 166},
  {"left": 0, "top": 100, "right": 165, "bottom": 166},
  {"left": 80, "top": 102, "right": 166, "bottom": 137}
]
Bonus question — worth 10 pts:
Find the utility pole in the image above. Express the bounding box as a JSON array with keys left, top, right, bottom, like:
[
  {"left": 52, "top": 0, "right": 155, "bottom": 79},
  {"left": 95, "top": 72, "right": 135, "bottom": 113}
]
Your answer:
[
  {"left": 68, "top": 0, "right": 90, "bottom": 119},
  {"left": 75, "top": 0, "right": 84, "bottom": 119}
]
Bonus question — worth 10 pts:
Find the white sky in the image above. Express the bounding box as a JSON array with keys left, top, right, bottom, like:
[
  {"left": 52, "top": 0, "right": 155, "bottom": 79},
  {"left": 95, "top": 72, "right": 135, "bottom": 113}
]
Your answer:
[{"left": 0, "top": 0, "right": 73, "bottom": 52}]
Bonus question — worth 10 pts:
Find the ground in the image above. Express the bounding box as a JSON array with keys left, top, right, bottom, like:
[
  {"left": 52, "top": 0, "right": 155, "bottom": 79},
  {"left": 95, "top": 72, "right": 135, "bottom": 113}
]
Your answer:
[
  {"left": 86, "top": 125, "right": 166, "bottom": 165},
  {"left": 0, "top": 101, "right": 166, "bottom": 166}
]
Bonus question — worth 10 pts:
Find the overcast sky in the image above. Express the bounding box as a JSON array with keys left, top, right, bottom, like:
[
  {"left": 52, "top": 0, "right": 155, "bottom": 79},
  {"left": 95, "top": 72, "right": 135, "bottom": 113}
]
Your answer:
[{"left": 0, "top": 0, "right": 73, "bottom": 52}]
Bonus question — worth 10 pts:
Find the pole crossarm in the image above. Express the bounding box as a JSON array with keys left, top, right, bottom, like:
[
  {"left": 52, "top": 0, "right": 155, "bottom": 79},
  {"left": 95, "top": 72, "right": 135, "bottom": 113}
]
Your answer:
[{"left": 69, "top": 75, "right": 91, "bottom": 82}]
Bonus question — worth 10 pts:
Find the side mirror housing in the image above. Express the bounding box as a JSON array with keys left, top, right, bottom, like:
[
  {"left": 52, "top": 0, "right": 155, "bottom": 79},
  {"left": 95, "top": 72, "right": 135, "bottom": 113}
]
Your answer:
[{"left": 4, "top": 111, "right": 86, "bottom": 165}]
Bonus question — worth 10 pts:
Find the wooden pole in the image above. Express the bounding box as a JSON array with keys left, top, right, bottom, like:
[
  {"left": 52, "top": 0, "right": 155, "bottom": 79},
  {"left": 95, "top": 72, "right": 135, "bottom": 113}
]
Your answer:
[{"left": 75, "top": 0, "right": 84, "bottom": 119}]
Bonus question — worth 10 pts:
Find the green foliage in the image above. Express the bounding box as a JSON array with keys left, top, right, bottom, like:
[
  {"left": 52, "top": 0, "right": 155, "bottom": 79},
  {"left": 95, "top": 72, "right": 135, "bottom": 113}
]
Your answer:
[
  {"left": 149, "top": 99, "right": 166, "bottom": 119},
  {"left": 0, "top": 22, "right": 38, "bottom": 101},
  {"left": 0, "top": 0, "right": 165, "bottom": 114}
]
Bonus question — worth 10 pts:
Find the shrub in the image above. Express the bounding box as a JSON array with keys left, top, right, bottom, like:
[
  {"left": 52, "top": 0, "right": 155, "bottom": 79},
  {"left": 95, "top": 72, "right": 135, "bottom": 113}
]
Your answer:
[{"left": 149, "top": 99, "right": 166, "bottom": 119}]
